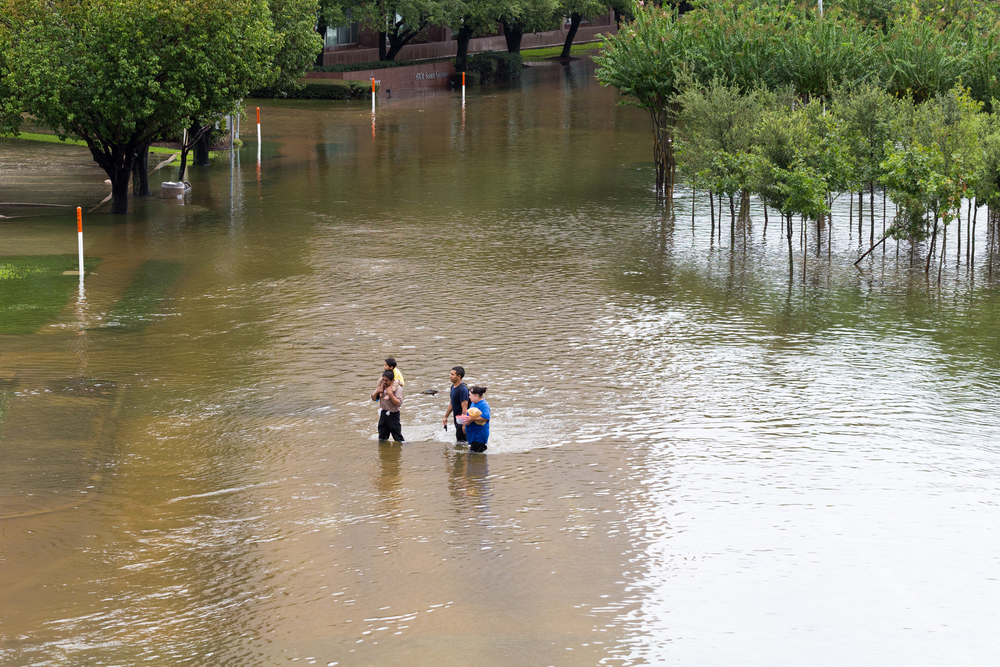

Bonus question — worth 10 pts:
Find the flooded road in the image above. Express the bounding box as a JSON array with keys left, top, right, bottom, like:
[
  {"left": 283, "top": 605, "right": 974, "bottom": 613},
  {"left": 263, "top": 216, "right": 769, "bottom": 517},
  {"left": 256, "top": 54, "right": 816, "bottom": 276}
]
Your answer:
[{"left": 3, "top": 60, "right": 1000, "bottom": 666}]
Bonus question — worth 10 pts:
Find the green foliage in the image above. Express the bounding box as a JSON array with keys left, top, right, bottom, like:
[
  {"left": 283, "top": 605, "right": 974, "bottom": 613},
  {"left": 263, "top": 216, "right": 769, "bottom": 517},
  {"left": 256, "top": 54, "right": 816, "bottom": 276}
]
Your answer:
[
  {"left": 267, "top": 0, "right": 326, "bottom": 93},
  {"left": 1, "top": 0, "right": 282, "bottom": 212},
  {"left": 0, "top": 255, "right": 101, "bottom": 335},
  {"left": 466, "top": 52, "right": 523, "bottom": 83}
]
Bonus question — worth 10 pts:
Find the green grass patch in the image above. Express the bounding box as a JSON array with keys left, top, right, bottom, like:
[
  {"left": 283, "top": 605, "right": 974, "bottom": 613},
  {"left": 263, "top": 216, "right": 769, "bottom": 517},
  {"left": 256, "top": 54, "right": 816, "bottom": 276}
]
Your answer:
[
  {"left": 0, "top": 255, "right": 102, "bottom": 335},
  {"left": 3, "top": 132, "right": 181, "bottom": 155},
  {"left": 101, "top": 260, "right": 184, "bottom": 332},
  {"left": 520, "top": 41, "right": 603, "bottom": 61}
]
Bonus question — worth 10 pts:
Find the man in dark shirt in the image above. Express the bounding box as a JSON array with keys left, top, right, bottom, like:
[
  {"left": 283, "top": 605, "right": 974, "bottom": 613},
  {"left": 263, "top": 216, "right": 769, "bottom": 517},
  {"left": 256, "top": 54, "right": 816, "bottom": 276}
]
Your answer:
[{"left": 442, "top": 366, "right": 469, "bottom": 443}]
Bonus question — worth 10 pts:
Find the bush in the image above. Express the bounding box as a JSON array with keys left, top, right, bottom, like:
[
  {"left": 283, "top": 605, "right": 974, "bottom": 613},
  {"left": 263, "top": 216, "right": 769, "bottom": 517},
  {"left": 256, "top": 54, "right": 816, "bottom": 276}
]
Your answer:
[
  {"left": 249, "top": 81, "right": 370, "bottom": 100},
  {"left": 466, "top": 52, "right": 523, "bottom": 84}
]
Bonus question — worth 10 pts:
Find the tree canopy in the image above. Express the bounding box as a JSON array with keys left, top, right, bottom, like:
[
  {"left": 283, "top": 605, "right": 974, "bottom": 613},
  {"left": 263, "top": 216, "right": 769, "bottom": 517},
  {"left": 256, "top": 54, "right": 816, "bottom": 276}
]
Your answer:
[{"left": 0, "top": 0, "right": 304, "bottom": 213}]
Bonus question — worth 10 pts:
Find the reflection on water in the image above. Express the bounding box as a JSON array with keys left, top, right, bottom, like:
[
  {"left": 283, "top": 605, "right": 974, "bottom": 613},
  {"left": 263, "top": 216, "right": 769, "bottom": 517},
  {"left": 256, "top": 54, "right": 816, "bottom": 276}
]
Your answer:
[{"left": 3, "top": 59, "right": 1000, "bottom": 666}]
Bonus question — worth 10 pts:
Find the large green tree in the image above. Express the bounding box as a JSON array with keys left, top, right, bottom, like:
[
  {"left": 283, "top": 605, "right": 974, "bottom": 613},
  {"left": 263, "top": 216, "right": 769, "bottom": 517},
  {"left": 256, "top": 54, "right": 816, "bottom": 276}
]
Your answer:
[{"left": 1, "top": 0, "right": 279, "bottom": 214}]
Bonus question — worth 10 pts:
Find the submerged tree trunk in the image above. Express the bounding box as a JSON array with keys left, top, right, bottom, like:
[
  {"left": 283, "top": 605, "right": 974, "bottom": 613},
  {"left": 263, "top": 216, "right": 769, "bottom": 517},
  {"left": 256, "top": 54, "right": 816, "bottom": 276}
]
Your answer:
[
  {"left": 709, "top": 190, "right": 715, "bottom": 239},
  {"left": 88, "top": 143, "right": 138, "bottom": 215},
  {"left": 647, "top": 107, "right": 675, "bottom": 200},
  {"left": 787, "top": 213, "right": 794, "bottom": 274},
  {"left": 193, "top": 122, "right": 211, "bottom": 167},
  {"left": 502, "top": 21, "right": 524, "bottom": 53},
  {"left": 178, "top": 123, "right": 212, "bottom": 182},
  {"left": 131, "top": 140, "right": 151, "bottom": 197},
  {"left": 729, "top": 194, "right": 736, "bottom": 247},
  {"left": 869, "top": 183, "right": 875, "bottom": 249},
  {"left": 925, "top": 214, "right": 940, "bottom": 275},
  {"left": 560, "top": 13, "right": 583, "bottom": 58}
]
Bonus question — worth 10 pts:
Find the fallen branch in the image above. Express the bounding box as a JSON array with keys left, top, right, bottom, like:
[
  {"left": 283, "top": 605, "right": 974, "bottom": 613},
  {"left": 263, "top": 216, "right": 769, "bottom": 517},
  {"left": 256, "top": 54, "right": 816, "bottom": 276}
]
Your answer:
[
  {"left": 151, "top": 151, "right": 179, "bottom": 172},
  {"left": 854, "top": 233, "right": 890, "bottom": 266}
]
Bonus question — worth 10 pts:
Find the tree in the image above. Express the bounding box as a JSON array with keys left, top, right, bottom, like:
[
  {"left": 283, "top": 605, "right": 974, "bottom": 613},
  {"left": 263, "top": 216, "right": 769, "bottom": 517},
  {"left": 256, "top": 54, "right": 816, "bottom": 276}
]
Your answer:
[
  {"left": 267, "top": 0, "right": 325, "bottom": 92},
  {"left": 2, "top": 0, "right": 279, "bottom": 214},
  {"left": 595, "top": 4, "right": 687, "bottom": 196},
  {"left": 498, "top": 0, "right": 559, "bottom": 54},
  {"left": 557, "top": 0, "right": 608, "bottom": 58},
  {"left": 444, "top": 0, "right": 505, "bottom": 71}
]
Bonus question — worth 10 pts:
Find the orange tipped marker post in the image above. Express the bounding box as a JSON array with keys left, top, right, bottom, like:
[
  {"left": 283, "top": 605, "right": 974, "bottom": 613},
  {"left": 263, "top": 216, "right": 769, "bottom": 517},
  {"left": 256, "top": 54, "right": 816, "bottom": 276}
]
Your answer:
[
  {"left": 462, "top": 71, "right": 466, "bottom": 104},
  {"left": 77, "top": 207, "right": 84, "bottom": 279},
  {"left": 371, "top": 78, "right": 376, "bottom": 113}
]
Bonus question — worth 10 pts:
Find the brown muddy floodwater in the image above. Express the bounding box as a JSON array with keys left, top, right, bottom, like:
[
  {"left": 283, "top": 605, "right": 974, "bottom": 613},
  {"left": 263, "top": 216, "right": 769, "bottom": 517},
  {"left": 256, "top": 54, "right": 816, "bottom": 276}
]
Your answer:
[{"left": 3, "top": 60, "right": 1000, "bottom": 666}]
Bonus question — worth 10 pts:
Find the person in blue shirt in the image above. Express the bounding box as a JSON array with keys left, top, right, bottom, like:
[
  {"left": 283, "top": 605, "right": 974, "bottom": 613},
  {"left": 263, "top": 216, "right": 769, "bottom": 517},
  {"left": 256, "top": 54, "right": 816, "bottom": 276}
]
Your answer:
[{"left": 464, "top": 386, "right": 491, "bottom": 453}]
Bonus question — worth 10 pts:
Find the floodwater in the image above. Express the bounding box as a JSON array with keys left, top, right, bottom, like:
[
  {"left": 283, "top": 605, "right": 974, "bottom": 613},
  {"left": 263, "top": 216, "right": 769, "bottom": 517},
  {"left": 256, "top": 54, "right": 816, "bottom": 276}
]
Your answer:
[{"left": 3, "top": 60, "right": 1000, "bottom": 666}]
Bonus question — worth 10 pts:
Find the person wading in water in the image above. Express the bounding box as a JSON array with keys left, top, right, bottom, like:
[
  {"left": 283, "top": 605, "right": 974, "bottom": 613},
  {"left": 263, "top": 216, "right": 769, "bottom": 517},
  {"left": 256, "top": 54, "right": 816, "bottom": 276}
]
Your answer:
[{"left": 372, "top": 369, "right": 404, "bottom": 442}]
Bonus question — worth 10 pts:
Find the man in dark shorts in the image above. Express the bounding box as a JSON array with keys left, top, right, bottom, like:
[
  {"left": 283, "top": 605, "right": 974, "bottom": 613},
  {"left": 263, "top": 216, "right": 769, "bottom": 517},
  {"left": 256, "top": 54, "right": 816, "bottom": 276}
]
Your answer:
[
  {"left": 442, "top": 366, "right": 469, "bottom": 443},
  {"left": 372, "top": 369, "right": 404, "bottom": 441}
]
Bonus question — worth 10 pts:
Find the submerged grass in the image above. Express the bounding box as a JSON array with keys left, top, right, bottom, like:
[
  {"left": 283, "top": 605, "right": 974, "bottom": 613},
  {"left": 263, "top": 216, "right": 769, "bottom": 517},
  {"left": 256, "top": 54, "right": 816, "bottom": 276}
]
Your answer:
[
  {"left": 100, "top": 260, "right": 184, "bottom": 332},
  {"left": 0, "top": 255, "right": 101, "bottom": 334}
]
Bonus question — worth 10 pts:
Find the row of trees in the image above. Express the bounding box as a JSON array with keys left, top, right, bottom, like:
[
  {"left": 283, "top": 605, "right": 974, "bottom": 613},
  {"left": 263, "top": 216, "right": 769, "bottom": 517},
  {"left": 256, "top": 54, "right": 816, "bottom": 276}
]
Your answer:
[
  {"left": 319, "top": 0, "right": 632, "bottom": 63},
  {"left": 596, "top": 0, "right": 1000, "bottom": 197},
  {"left": 0, "top": 0, "right": 322, "bottom": 214},
  {"left": 675, "top": 82, "right": 1000, "bottom": 276}
]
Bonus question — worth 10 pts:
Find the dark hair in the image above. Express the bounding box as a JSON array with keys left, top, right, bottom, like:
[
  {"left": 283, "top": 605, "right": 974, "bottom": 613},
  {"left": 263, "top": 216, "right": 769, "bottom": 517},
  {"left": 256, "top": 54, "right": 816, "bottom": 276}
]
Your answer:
[
  {"left": 382, "top": 370, "right": 395, "bottom": 380},
  {"left": 452, "top": 366, "right": 465, "bottom": 378},
  {"left": 384, "top": 357, "right": 397, "bottom": 368},
  {"left": 469, "top": 386, "right": 487, "bottom": 396}
]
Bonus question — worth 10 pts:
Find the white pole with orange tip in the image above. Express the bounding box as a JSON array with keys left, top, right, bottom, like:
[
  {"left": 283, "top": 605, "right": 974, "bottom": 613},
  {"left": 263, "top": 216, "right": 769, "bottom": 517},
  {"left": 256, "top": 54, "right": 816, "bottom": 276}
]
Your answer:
[
  {"left": 77, "top": 207, "right": 84, "bottom": 280},
  {"left": 256, "top": 106, "right": 261, "bottom": 164},
  {"left": 462, "top": 71, "right": 465, "bottom": 104},
  {"left": 372, "top": 78, "right": 376, "bottom": 113}
]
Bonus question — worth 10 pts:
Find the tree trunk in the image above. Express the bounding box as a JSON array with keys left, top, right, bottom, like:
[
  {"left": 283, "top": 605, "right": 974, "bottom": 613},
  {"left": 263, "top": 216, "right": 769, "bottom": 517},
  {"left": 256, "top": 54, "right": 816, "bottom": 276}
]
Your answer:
[
  {"left": 709, "top": 190, "right": 715, "bottom": 239},
  {"left": 194, "top": 123, "right": 211, "bottom": 166},
  {"left": 729, "top": 194, "right": 736, "bottom": 247},
  {"left": 87, "top": 142, "right": 137, "bottom": 214},
  {"left": 378, "top": 31, "right": 387, "bottom": 61},
  {"left": 648, "top": 108, "right": 674, "bottom": 200},
  {"left": 131, "top": 141, "right": 151, "bottom": 197},
  {"left": 455, "top": 24, "right": 473, "bottom": 71},
  {"left": 869, "top": 182, "right": 875, "bottom": 248},
  {"left": 560, "top": 13, "right": 582, "bottom": 58},
  {"left": 787, "top": 213, "right": 794, "bottom": 273},
  {"left": 925, "top": 214, "right": 939, "bottom": 274},
  {"left": 502, "top": 21, "right": 524, "bottom": 53},
  {"left": 858, "top": 190, "right": 863, "bottom": 244}
]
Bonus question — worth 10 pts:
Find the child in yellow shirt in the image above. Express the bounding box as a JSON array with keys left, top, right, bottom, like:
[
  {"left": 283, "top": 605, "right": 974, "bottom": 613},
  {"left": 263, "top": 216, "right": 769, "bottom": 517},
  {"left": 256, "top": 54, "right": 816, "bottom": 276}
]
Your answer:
[{"left": 384, "top": 357, "right": 404, "bottom": 386}]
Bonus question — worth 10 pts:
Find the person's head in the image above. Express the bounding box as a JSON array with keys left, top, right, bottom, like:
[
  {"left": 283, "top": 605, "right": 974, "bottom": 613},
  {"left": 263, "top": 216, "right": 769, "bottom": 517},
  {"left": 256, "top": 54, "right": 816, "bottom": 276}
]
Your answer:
[
  {"left": 449, "top": 366, "right": 465, "bottom": 384},
  {"left": 382, "top": 370, "right": 395, "bottom": 383},
  {"left": 384, "top": 357, "right": 397, "bottom": 371},
  {"left": 469, "top": 386, "right": 487, "bottom": 400}
]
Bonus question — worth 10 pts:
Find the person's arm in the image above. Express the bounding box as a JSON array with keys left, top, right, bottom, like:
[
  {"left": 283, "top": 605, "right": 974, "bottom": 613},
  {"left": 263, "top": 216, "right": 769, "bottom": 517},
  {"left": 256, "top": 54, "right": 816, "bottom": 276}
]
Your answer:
[
  {"left": 371, "top": 379, "right": 386, "bottom": 402},
  {"left": 443, "top": 403, "right": 453, "bottom": 425},
  {"left": 461, "top": 399, "right": 469, "bottom": 416},
  {"left": 384, "top": 384, "right": 401, "bottom": 408}
]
